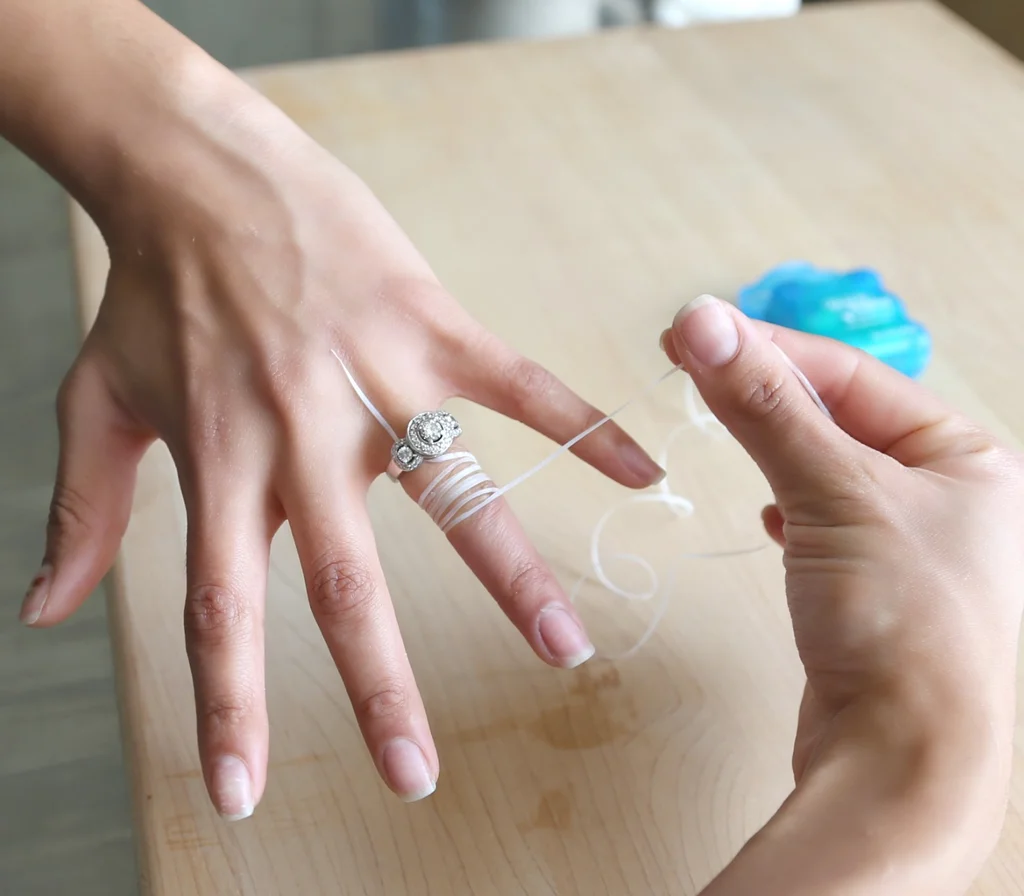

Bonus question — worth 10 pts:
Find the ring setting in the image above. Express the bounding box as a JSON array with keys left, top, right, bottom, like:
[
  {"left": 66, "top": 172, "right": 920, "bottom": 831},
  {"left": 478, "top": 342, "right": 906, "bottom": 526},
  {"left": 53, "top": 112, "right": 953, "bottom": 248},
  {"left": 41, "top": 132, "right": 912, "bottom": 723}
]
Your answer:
[{"left": 389, "top": 411, "right": 462, "bottom": 477}]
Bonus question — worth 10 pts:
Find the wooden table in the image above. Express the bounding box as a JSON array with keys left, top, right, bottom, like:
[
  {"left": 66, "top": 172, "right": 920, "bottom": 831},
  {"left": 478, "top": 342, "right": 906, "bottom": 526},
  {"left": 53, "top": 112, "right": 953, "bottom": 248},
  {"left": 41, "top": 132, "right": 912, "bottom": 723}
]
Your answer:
[{"left": 69, "top": 2, "right": 1024, "bottom": 892}]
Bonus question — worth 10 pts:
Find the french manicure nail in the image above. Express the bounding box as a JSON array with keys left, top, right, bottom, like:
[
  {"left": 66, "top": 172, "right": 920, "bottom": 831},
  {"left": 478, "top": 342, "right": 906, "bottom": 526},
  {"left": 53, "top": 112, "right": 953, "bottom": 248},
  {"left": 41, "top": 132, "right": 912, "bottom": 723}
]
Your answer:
[
  {"left": 20, "top": 564, "right": 52, "bottom": 625},
  {"left": 538, "top": 606, "right": 596, "bottom": 669},
  {"left": 674, "top": 295, "right": 740, "bottom": 367},
  {"left": 382, "top": 738, "right": 436, "bottom": 803},
  {"left": 212, "top": 755, "right": 254, "bottom": 821}
]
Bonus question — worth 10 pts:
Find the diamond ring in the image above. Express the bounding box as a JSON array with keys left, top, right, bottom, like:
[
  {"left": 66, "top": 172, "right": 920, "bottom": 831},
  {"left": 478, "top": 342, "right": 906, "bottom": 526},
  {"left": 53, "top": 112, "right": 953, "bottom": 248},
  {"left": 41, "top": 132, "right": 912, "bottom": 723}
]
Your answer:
[{"left": 387, "top": 411, "right": 462, "bottom": 480}]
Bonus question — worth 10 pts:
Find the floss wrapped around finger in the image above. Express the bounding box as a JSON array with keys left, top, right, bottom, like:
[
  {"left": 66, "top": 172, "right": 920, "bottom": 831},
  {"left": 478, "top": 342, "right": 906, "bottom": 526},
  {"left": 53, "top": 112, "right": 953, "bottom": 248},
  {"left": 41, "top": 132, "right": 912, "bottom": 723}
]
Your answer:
[{"left": 334, "top": 338, "right": 830, "bottom": 661}]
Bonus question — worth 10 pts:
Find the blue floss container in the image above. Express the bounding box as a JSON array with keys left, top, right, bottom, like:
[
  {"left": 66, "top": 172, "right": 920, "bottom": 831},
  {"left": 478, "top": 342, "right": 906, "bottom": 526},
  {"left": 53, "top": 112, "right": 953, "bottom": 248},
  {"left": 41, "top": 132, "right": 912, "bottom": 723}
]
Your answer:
[{"left": 737, "top": 263, "right": 931, "bottom": 378}]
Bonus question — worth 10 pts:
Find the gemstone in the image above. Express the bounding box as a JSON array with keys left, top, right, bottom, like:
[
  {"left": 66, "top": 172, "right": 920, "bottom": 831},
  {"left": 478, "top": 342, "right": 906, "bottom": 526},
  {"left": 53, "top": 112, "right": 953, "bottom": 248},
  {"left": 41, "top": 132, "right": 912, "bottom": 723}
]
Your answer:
[
  {"left": 392, "top": 438, "right": 423, "bottom": 472},
  {"left": 419, "top": 419, "right": 444, "bottom": 443},
  {"left": 406, "top": 410, "right": 458, "bottom": 458}
]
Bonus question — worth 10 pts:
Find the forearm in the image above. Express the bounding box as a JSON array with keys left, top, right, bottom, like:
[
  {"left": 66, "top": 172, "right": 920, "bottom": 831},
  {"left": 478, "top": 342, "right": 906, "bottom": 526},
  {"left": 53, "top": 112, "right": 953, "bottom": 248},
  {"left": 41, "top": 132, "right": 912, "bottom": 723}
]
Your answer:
[
  {"left": 701, "top": 708, "right": 1008, "bottom": 895},
  {"left": 0, "top": 0, "right": 264, "bottom": 226}
]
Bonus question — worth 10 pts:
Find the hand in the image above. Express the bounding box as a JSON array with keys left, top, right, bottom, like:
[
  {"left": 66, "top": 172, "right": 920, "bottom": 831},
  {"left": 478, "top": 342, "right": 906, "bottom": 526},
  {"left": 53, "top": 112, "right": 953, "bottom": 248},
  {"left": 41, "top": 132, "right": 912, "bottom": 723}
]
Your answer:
[
  {"left": 13, "top": 43, "right": 663, "bottom": 818},
  {"left": 662, "top": 296, "right": 1024, "bottom": 895}
]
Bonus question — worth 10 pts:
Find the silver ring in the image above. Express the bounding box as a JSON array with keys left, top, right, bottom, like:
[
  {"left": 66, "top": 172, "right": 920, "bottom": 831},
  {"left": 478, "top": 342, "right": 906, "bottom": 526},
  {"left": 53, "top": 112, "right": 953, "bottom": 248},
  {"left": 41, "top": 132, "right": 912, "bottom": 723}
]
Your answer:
[{"left": 387, "top": 411, "right": 462, "bottom": 481}]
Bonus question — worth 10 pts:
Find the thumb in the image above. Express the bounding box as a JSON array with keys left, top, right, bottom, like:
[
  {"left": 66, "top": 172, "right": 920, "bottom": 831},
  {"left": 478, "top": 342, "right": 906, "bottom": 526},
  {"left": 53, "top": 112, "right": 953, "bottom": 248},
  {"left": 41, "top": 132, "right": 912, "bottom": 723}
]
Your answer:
[
  {"left": 669, "top": 295, "right": 858, "bottom": 505},
  {"left": 20, "top": 361, "right": 149, "bottom": 626}
]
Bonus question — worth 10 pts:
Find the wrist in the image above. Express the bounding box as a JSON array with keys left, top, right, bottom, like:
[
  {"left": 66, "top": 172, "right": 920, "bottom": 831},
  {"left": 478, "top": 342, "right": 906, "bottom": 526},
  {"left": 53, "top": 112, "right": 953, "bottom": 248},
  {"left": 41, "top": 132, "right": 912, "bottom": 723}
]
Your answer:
[
  {"left": 800, "top": 723, "right": 1003, "bottom": 893},
  {"left": 0, "top": 1, "right": 286, "bottom": 230},
  {"left": 703, "top": 701, "right": 1008, "bottom": 896}
]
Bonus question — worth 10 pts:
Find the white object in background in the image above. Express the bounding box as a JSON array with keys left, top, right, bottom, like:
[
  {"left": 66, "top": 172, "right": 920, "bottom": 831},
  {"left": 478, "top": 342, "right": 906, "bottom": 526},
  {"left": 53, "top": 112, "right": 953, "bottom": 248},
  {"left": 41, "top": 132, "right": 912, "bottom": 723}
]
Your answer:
[
  {"left": 652, "top": 0, "right": 800, "bottom": 27},
  {"left": 447, "top": 0, "right": 602, "bottom": 41}
]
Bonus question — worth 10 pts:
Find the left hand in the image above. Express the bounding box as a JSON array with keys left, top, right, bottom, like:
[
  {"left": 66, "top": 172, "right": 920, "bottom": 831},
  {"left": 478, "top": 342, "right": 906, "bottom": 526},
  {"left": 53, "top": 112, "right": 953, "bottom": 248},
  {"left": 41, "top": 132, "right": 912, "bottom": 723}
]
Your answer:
[{"left": 15, "top": 32, "right": 663, "bottom": 818}]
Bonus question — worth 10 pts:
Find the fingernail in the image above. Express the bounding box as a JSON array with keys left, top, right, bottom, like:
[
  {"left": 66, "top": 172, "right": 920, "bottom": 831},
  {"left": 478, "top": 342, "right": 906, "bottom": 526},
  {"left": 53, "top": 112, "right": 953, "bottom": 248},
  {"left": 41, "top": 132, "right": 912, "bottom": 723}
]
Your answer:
[
  {"left": 382, "top": 738, "right": 436, "bottom": 803},
  {"left": 674, "top": 295, "right": 740, "bottom": 367},
  {"left": 620, "top": 442, "right": 666, "bottom": 486},
  {"left": 659, "top": 329, "right": 671, "bottom": 352},
  {"left": 212, "top": 755, "right": 254, "bottom": 821},
  {"left": 538, "top": 606, "right": 596, "bottom": 669},
  {"left": 20, "top": 564, "right": 52, "bottom": 625}
]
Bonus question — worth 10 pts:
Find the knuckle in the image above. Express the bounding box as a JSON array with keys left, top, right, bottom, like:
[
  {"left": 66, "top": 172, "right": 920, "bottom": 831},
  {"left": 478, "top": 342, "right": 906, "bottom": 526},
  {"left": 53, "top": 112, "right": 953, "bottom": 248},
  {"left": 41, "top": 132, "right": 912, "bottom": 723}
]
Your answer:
[
  {"left": 356, "top": 680, "right": 410, "bottom": 723},
  {"left": 264, "top": 348, "right": 315, "bottom": 406},
  {"left": 843, "top": 454, "right": 888, "bottom": 499},
  {"left": 184, "top": 585, "right": 250, "bottom": 644},
  {"left": 576, "top": 404, "right": 606, "bottom": 434},
  {"left": 248, "top": 344, "right": 320, "bottom": 428},
  {"left": 932, "top": 417, "right": 998, "bottom": 459},
  {"left": 740, "top": 364, "right": 791, "bottom": 422},
  {"left": 309, "top": 556, "right": 379, "bottom": 622},
  {"left": 960, "top": 426, "right": 1011, "bottom": 467},
  {"left": 47, "top": 483, "right": 97, "bottom": 538},
  {"left": 385, "top": 278, "right": 454, "bottom": 321},
  {"left": 460, "top": 492, "right": 505, "bottom": 531},
  {"left": 507, "top": 559, "right": 556, "bottom": 604},
  {"left": 971, "top": 446, "right": 1024, "bottom": 506},
  {"left": 782, "top": 455, "right": 889, "bottom": 526},
  {"left": 439, "top": 315, "right": 488, "bottom": 364},
  {"left": 183, "top": 403, "right": 233, "bottom": 463},
  {"left": 201, "top": 694, "right": 255, "bottom": 731},
  {"left": 505, "top": 356, "right": 556, "bottom": 411}
]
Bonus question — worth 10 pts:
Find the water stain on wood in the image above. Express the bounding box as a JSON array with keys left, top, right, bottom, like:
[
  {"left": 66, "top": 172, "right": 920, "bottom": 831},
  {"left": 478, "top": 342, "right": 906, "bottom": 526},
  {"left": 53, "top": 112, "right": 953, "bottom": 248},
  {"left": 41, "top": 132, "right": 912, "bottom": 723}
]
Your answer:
[
  {"left": 452, "top": 664, "right": 636, "bottom": 750},
  {"left": 569, "top": 665, "right": 621, "bottom": 697},
  {"left": 530, "top": 700, "right": 629, "bottom": 750},
  {"left": 518, "top": 788, "right": 573, "bottom": 834}
]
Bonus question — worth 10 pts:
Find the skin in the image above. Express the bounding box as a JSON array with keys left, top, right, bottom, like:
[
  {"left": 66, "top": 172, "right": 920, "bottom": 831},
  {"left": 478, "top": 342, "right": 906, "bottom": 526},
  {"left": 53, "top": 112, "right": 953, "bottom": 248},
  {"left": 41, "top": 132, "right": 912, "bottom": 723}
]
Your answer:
[
  {"left": 1, "top": 0, "right": 664, "bottom": 815},
  {"left": 3, "top": 2, "right": 1022, "bottom": 890},
  {"left": 664, "top": 297, "right": 1023, "bottom": 894}
]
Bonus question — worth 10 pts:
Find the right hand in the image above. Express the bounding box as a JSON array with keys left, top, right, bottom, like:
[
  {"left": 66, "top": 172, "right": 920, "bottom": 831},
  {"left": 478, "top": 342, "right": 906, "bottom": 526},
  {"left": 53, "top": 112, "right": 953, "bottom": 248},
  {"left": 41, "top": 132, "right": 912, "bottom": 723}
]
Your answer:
[{"left": 663, "top": 296, "right": 1024, "bottom": 890}]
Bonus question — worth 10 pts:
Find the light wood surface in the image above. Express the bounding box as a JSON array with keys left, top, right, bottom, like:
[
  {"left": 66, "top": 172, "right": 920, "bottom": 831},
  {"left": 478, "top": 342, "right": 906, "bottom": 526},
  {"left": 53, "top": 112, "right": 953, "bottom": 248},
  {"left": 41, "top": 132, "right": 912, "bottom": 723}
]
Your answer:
[{"left": 68, "top": 2, "right": 1024, "bottom": 893}]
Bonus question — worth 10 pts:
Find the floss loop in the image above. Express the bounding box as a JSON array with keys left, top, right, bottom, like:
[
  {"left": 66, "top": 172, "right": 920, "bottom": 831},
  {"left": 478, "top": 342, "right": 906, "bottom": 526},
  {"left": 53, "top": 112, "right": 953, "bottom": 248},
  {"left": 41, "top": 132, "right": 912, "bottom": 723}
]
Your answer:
[{"left": 333, "top": 345, "right": 831, "bottom": 659}]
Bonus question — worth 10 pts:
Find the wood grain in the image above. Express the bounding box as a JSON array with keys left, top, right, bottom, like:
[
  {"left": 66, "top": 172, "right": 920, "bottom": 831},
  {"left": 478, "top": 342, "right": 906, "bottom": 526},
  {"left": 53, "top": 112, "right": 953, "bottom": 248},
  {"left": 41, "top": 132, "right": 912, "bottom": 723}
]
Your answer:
[{"left": 68, "top": 2, "right": 1024, "bottom": 893}]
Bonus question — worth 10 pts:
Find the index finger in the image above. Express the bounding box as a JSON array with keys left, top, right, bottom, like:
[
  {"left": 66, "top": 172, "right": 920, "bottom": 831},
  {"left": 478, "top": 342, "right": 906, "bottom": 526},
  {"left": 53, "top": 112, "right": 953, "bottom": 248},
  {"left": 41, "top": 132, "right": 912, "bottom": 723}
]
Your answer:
[
  {"left": 756, "top": 323, "right": 968, "bottom": 468},
  {"left": 664, "top": 314, "right": 964, "bottom": 468}
]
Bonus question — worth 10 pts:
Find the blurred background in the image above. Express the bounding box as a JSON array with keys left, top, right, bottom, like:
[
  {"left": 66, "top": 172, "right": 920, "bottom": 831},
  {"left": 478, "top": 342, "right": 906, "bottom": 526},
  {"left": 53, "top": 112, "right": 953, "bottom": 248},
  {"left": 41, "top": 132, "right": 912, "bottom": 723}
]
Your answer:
[{"left": 0, "top": 0, "right": 1019, "bottom": 892}]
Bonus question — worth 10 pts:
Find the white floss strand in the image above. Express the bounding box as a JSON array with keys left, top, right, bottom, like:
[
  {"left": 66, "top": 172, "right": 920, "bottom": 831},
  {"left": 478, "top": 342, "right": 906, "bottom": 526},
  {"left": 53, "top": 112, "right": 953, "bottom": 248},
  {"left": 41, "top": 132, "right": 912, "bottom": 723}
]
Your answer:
[
  {"left": 332, "top": 343, "right": 831, "bottom": 658},
  {"left": 775, "top": 343, "right": 834, "bottom": 421},
  {"left": 334, "top": 350, "right": 400, "bottom": 442}
]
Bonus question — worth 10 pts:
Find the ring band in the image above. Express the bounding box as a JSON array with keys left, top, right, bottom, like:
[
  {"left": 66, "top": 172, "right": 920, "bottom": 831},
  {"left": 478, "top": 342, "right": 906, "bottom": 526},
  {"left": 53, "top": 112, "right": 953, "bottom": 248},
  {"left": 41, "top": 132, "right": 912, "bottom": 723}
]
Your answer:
[{"left": 387, "top": 410, "right": 462, "bottom": 481}]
